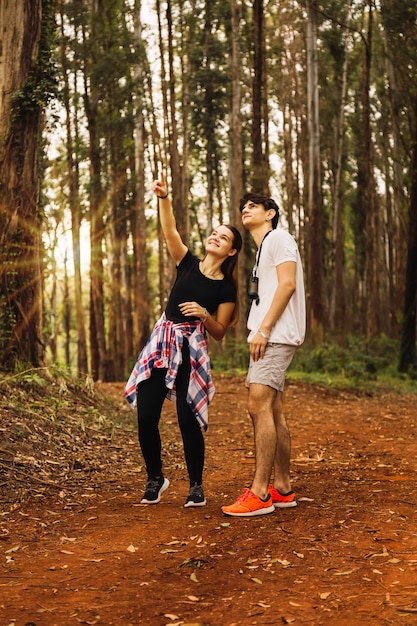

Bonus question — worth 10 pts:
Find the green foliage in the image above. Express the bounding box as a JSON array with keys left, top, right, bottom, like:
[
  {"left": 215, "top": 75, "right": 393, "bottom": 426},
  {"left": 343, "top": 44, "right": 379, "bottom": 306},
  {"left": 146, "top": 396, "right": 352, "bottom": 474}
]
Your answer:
[
  {"left": 209, "top": 336, "right": 249, "bottom": 373},
  {"left": 210, "top": 335, "right": 417, "bottom": 393},
  {"left": 12, "top": 0, "right": 58, "bottom": 119},
  {"left": 290, "top": 335, "right": 417, "bottom": 392}
]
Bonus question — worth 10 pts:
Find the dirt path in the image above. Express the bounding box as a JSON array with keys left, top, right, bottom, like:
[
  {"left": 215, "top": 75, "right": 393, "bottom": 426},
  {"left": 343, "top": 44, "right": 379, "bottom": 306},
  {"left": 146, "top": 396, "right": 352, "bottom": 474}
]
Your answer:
[{"left": 1, "top": 376, "right": 417, "bottom": 625}]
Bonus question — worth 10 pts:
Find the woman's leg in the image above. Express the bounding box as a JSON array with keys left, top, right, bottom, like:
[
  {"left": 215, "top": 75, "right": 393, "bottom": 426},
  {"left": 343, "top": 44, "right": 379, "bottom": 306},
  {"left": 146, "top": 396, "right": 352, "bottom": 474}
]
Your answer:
[
  {"left": 136, "top": 368, "right": 168, "bottom": 477},
  {"left": 175, "top": 340, "right": 205, "bottom": 486}
]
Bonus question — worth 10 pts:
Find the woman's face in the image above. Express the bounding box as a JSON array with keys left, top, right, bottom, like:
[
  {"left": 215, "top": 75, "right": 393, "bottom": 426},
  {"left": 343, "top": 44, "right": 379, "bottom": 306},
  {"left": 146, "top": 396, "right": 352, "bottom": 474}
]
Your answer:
[{"left": 205, "top": 225, "right": 237, "bottom": 258}]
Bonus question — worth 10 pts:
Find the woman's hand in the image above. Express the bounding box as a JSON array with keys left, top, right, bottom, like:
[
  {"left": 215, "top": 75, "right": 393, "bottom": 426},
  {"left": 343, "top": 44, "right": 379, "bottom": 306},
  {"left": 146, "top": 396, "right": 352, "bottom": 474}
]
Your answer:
[
  {"left": 179, "top": 301, "right": 207, "bottom": 320},
  {"left": 179, "top": 301, "right": 235, "bottom": 341},
  {"left": 152, "top": 171, "right": 168, "bottom": 198}
]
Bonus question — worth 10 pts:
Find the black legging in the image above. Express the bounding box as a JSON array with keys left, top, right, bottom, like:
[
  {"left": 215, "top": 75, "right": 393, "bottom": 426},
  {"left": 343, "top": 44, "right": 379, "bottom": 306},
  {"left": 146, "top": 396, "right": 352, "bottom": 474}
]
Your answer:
[{"left": 136, "top": 339, "right": 205, "bottom": 486}]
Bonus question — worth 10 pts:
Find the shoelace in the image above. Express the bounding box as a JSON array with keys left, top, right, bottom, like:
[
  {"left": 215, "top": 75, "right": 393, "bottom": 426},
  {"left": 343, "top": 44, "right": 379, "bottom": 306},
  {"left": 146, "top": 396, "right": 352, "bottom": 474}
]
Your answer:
[
  {"left": 189, "top": 484, "right": 203, "bottom": 498},
  {"left": 146, "top": 479, "right": 160, "bottom": 493},
  {"left": 236, "top": 488, "right": 252, "bottom": 503}
]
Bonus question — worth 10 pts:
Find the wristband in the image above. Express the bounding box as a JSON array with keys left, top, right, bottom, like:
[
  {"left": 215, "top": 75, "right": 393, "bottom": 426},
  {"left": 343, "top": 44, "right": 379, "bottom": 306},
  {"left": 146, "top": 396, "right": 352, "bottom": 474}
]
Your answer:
[
  {"left": 201, "top": 308, "right": 208, "bottom": 323},
  {"left": 258, "top": 329, "right": 270, "bottom": 339},
  {"left": 158, "top": 193, "right": 168, "bottom": 199}
]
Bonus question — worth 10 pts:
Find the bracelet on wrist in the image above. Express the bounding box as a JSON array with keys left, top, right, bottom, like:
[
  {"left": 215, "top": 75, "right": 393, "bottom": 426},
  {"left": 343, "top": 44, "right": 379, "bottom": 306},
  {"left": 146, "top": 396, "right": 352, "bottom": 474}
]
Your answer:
[
  {"left": 158, "top": 193, "right": 168, "bottom": 199},
  {"left": 201, "top": 308, "right": 208, "bottom": 323},
  {"left": 258, "top": 329, "right": 270, "bottom": 339}
]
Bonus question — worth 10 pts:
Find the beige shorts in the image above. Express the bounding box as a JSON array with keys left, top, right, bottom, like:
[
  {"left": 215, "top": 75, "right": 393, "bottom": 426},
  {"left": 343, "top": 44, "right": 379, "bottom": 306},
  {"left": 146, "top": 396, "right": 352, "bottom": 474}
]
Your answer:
[{"left": 247, "top": 343, "right": 296, "bottom": 392}]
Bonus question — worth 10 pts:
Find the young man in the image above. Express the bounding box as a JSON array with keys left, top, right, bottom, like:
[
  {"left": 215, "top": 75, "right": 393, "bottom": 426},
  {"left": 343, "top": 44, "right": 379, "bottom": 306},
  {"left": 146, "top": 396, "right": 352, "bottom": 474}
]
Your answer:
[{"left": 222, "top": 193, "right": 306, "bottom": 517}]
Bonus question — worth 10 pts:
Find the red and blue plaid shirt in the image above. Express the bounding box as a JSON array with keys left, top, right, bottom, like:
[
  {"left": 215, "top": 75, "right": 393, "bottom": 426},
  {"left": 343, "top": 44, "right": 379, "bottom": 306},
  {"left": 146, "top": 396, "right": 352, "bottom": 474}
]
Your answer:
[{"left": 124, "top": 314, "right": 214, "bottom": 431}]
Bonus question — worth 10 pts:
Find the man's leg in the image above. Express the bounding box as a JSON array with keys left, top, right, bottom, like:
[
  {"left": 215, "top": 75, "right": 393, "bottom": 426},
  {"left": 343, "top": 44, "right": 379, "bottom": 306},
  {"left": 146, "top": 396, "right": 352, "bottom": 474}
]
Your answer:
[
  {"left": 272, "top": 390, "right": 292, "bottom": 494},
  {"left": 248, "top": 382, "right": 277, "bottom": 500}
]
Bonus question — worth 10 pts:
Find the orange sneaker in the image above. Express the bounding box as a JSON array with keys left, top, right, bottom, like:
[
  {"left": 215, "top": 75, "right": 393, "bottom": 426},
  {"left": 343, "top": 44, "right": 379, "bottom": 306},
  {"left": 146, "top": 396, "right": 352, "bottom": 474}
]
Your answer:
[
  {"left": 221, "top": 488, "right": 275, "bottom": 517},
  {"left": 268, "top": 485, "right": 297, "bottom": 508}
]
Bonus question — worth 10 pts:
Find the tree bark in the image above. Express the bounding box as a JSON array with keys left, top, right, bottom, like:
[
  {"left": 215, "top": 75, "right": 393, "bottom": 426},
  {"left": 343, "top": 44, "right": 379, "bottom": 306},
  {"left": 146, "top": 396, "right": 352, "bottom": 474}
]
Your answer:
[
  {"left": 398, "top": 94, "right": 417, "bottom": 371},
  {"left": 329, "top": 0, "right": 352, "bottom": 335},
  {"left": 229, "top": 0, "right": 247, "bottom": 341},
  {"left": 306, "top": 0, "right": 325, "bottom": 341},
  {"left": 251, "top": 0, "right": 268, "bottom": 192},
  {"left": 81, "top": 3, "right": 108, "bottom": 381},
  {"left": 0, "top": 0, "right": 45, "bottom": 370},
  {"left": 363, "top": 1, "right": 380, "bottom": 342},
  {"left": 59, "top": 1, "right": 88, "bottom": 375}
]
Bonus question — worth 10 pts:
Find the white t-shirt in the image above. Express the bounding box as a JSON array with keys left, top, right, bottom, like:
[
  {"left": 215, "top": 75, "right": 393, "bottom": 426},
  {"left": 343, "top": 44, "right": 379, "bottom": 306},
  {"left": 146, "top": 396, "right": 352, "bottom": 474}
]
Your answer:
[{"left": 247, "top": 228, "right": 306, "bottom": 346}]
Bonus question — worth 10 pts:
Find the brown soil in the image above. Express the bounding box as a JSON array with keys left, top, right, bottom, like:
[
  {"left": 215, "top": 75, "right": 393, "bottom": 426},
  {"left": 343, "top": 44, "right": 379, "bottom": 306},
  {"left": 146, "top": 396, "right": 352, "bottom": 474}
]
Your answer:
[{"left": 1, "top": 374, "right": 417, "bottom": 626}]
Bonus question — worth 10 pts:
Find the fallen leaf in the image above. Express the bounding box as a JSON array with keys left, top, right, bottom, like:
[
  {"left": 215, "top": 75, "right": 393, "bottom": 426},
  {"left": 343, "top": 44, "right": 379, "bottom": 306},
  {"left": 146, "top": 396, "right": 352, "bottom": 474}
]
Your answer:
[
  {"left": 160, "top": 549, "right": 178, "bottom": 553},
  {"left": 187, "top": 595, "right": 199, "bottom": 601},
  {"left": 190, "top": 572, "right": 199, "bottom": 582},
  {"left": 320, "top": 592, "right": 331, "bottom": 600},
  {"left": 251, "top": 577, "right": 262, "bottom": 584},
  {"left": 164, "top": 614, "right": 179, "bottom": 620},
  {"left": 127, "top": 544, "right": 138, "bottom": 552},
  {"left": 60, "top": 536, "right": 77, "bottom": 543}
]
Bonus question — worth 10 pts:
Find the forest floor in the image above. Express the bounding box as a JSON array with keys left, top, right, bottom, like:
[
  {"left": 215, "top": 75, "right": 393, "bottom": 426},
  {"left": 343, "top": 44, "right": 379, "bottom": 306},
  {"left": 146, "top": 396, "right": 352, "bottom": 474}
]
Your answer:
[{"left": 1, "top": 372, "right": 417, "bottom": 626}]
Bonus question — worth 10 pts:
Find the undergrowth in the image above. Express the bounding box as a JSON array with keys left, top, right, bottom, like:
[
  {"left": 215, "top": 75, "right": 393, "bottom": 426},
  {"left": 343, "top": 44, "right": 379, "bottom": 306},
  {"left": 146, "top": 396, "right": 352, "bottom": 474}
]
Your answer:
[{"left": 210, "top": 334, "right": 417, "bottom": 394}]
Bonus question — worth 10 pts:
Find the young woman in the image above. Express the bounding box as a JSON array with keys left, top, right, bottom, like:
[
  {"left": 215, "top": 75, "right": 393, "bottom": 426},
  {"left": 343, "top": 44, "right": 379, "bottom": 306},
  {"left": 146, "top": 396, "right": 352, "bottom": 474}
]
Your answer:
[{"left": 125, "top": 172, "right": 242, "bottom": 507}]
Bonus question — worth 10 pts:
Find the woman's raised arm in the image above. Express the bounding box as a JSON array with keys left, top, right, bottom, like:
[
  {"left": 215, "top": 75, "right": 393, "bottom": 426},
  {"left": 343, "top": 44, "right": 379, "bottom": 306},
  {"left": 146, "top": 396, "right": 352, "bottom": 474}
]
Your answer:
[{"left": 153, "top": 171, "right": 187, "bottom": 265}]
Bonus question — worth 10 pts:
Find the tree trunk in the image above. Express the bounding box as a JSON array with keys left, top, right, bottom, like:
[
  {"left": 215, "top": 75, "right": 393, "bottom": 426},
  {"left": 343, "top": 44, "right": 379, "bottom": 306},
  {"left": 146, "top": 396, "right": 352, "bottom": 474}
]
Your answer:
[
  {"left": 0, "top": 0, "right": 45, "bottom": 370},
  {"left": 329, "top": 0, "right": 351, "bottom": 335},
  {"left": 166, "top": 0, "right": 188, "bottom": 244},
  {"left": 398, "top": 94, "right": 417, "bottom": 372},
  {"left": 363, "top": 1, "right": 380, "bottom": 342},
  {"left": 59, "top": 2, "right": 88, "bottom": 376},
  {"left": 306, "top": 0, "right": 325, "bottom": 341},
  {"left": 129, "top": 0, "right": 150, "bottom": 358},
  {"left": 81, "top": 5, "right": 108, "bottom": 381},
  {"left": 251, "top": 0, "right": 268, "bottom": 192},
  {"left": 229, "top": 0, "right": 247, "bottom": 341}
]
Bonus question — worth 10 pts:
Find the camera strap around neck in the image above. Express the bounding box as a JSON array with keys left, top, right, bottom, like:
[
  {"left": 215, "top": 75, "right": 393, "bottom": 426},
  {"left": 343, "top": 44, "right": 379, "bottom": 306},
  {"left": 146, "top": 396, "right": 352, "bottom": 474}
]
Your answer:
[{"left": 252, "top": 230, "right": 272, "bottom": 278}]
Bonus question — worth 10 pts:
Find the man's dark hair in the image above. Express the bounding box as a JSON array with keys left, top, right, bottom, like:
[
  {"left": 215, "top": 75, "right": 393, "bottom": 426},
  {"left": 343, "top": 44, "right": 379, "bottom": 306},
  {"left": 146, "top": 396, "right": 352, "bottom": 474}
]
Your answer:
[{"left": 239, "top": 193, "right": 280, "bottom": 229}]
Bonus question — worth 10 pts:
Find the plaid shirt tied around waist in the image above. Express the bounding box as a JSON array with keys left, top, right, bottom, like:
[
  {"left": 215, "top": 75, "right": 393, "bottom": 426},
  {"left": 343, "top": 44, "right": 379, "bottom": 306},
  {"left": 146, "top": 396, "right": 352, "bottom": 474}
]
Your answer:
[{"left": 124, "top": 313, "right": 214, "bottom": 431}]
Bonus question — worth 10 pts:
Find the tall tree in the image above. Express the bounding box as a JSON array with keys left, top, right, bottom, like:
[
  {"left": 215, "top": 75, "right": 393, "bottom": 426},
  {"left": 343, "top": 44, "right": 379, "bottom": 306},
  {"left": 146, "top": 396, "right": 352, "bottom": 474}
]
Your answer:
[
  {"left": 0, "top": 0, "right": 55, "bottom": 370},
  {"left": 229, "top": 0, "right": 247, "bottom": 340},
  {"left": 362, "top": 1, "right": 380, "bottom": 341},
  {"left": 58, "top": 0, "right": 88, "bottom": 375},
  {"left": 306, "top": 0, "right": 325, "bottom": 341},
  {"left": 251, "top": 0, "right": 268, "bottom": 192},
  {"left": 328, "top": 0, "right": 352, "bottom": 335},
  {"left": 131, "top": 0, "right": 151, "bottom": 357},
  {"left": 380, "top": 0, "right": 417, "bottom": 370},
  {"left": 79, "top": 0, "right": 109, "bottom": 381}
]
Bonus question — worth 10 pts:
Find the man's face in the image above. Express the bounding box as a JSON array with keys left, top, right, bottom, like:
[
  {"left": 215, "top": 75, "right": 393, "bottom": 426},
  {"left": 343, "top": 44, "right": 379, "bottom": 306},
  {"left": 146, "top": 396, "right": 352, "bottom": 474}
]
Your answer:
[{"left": 241, "top": 200, "right": 272, "bottom": 230}]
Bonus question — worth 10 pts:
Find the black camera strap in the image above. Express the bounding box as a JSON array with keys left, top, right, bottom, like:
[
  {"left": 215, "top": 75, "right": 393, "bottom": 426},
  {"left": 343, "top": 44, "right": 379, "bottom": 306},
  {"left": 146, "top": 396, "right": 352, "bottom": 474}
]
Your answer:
[
  {"left": 252, "top": 230, "right": 272, "bottom": 279},
  {"left": 249, "top": 230, "right": 272, "bottom": 305}
]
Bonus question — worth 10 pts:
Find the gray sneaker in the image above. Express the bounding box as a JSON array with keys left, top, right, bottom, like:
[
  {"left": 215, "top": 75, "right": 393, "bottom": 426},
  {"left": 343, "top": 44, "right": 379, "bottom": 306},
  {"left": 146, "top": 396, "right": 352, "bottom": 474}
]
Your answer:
[
  {"left": 184, "top": 483, "right": 206, "bottom": 508},
  {"left": 141, "top": 476, "right": 169, "bottom": 504}
]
